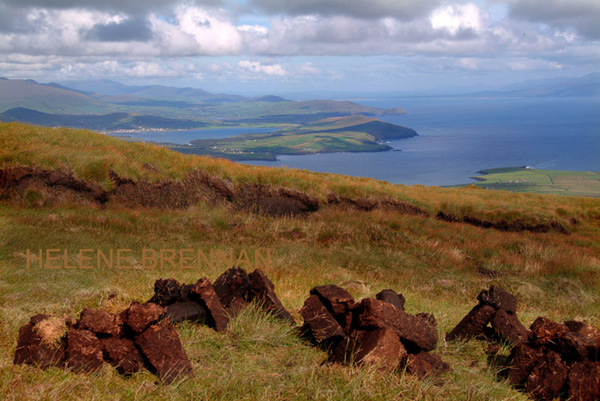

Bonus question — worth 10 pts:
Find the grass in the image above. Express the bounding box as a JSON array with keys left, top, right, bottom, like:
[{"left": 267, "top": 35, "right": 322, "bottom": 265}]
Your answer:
[
  {"left": 1, "top": 122, "right": 599, "bottom": 400},
  {"left": 468, "top": 167, "right": 600, "bottom": 197},
  {"left": 200, "top": 131, "right": 391, "bottom": 158}
]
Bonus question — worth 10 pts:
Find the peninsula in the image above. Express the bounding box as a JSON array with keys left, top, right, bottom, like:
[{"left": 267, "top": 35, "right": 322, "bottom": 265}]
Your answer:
[{"left": 169, "top": 115, "right": 418, "bottom": 161}]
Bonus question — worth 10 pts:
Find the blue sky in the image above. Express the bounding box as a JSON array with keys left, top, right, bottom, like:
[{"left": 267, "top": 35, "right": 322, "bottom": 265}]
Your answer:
[{"left": 0, "top": 0, "right": 598, "bottom": 95}]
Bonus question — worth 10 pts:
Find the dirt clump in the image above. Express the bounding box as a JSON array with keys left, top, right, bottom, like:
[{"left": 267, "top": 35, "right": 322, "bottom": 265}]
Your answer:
[
  {"left": 375, "top": 289, "right": 406, "bottom": 311},
  {"left": 123, "top": 302, "right": 166, "bottom": 334},
  {"left": 134, "top": 320, "right": 192, "bottom": 383},
  {"left": 190, "top": 278, "right": 230, "bottom": 332},
  {"left": 446, "top": 285, "right": 528, "bottom": 345},
  {"left": 76, "top": 308, "right": 123, "bottom": 337},
  {"left": 299, "top": 284, "right": 448, "bottom": 377},
  {"left": 66, "top": 329, "right": 104, "bottom": 373},
  {"left": 14, "top": 314, "right": 68, "bottom": 369},
  {"left": 100, "top": 337, "right": 144, "bottom": 375},
  {"left": 213, "top": 267, "right": 253, "bottom": 313}
]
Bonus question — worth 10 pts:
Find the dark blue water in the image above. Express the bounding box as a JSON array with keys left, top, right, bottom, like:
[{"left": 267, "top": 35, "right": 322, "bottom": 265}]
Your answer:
[
  {"left": 111, "top": 126, "right": 277, "bottom": 145},
  {"left": 244, "top": 97, "right": 600, "bottom": 186}
]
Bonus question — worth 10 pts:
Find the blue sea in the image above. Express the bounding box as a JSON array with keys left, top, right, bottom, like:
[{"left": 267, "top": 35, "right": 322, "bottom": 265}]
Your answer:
[
  {"left": 120, "top": 97, "right": 600, "bottom": 187},
  {"left": 245, "top": 96, "right": 600, "bottom": 186}
]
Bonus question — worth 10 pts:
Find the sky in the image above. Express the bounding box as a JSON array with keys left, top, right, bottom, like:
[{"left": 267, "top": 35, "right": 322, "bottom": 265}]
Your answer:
[{"left": 0, "top": 0, "right": 598, "bottom": 95}]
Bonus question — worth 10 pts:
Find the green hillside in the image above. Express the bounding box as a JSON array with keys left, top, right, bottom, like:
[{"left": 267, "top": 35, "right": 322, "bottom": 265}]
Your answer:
[
  {"left": 1, "top": 122, "right": 599, "bottom": 400},
  {"left": 470, "top": 167, "right": 600, "bottom": 197},
  {"left": 0, "top": 79, "right": 111, "bottom": 114},
  {"left": 181, "top": 115, "right": 417, "bottom": 160}
]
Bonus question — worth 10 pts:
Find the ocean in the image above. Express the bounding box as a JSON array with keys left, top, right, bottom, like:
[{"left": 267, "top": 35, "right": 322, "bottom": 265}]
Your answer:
[
  {"left": 118, "top": 96, "right": 600, "bottom": 187},
  {"left": 244, "top": 96, "right": 600, "bottom": 186}
]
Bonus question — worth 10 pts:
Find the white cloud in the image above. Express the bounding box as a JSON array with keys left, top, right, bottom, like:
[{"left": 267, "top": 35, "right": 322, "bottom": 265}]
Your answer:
[
  {"left": 0, "top": 0, "right": 597, "bottom": 88},
  {"left": 238, "top": 60, "right": 287, "bottom": 76},
  {"left": 173, "top": 4, "right": 242, "bottom": 55},
  {"left": 430, "top": 3, "right": 486, "bottom": 35},
  {"left": 297, "top": 62, "right": 320, "bottom": 75}
]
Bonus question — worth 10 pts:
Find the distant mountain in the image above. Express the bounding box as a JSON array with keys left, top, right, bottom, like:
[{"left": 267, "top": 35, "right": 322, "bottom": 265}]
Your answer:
[
  {"left": 472, "top": 73, "right": 600, "bottom": 97},
  {"left": 0, "top": 107, "right": 206, "bottom": 131},
  {"left": 247, "top": 95, "right": 289, "bottom": 103},
  {"left": 59, "top": 79, "right": 245, "bottom": 103},
  {"left": 0, "top": 79, "right": 110, "bottom": 113},
  {"left": 0, "top": 77, "right": 407, "bottom": 130},
  {"left": 57, "top": 79, "right": 138, "bottom": 96}
]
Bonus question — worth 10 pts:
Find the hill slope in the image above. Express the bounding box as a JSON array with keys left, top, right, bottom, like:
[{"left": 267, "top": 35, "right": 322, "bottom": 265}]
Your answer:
[
  {"left": 0, "top": 78, "right": 406, "bottom": 127},
  {"left": 0, "top": 78, "right": 110, "bottom": 113},
  {"left": 0, "top": 107, "right": 208, "bottom": 131},
  {"left": 1, "top": 122, "right": 599, "bottom": 400}
]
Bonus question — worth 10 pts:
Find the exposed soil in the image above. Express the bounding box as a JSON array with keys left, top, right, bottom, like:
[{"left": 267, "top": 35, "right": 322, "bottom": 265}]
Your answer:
[
  {"left": 436, "top": 211, "right": 568, "bottom": 234},
  {"left": 0, "top": 166, "right": 318, "bottom": 216},
  {"left": 0, "top": 166, "right": 572, "bottom": 233},
  {"left": 108, "top": 169, "right": 233, "bottom": 209},
  {"left": 0, "top": 166, "right": 107, "bottom": 206},
  {"left": 326, "top": 191, "right": 429, "bottom": 216}
]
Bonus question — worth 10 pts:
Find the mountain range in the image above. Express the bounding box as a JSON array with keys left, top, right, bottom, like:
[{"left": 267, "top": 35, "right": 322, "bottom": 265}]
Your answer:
[{"left": 471, "top": 73, "right": 600, "bottom": 97}]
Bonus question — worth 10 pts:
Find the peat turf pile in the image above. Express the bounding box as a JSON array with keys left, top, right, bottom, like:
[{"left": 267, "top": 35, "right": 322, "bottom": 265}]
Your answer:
[
  {"left": 300, "top": 285, "right": 449, "bottom": 377},
  {"left": 503, "top": 317, "right": 600, "bottom": 401},
  {"left": 13, "top": 267, "right": 292, "bottom": 382},
  {"left": 447, "top": 286, "right": 600, "bottom": 401},
  {"left": 148, "top": 267, "right": 294, "bottom": 329},
  {"left": 14, "top": 303, "right": 191, "bottom": 383},
  {"left": 446, "top": 285, "right": 529, "bottom": 346}
]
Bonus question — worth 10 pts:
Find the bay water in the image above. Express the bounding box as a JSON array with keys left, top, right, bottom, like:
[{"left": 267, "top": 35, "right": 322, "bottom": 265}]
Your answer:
[
  {"left": 245, "top": 96, "right": 600, "bottom": 186},
  {"left": 118, "top": 96, "right": 600, "bottom": 187}
]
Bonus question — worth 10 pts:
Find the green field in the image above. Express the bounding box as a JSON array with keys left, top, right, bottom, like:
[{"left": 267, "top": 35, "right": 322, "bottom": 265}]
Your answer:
[
  {"left": 175, "top": 115, "right": 416, "bottom": 160},
  {"left": 469, "top": 167, "right": 600, "bottom": 197}
]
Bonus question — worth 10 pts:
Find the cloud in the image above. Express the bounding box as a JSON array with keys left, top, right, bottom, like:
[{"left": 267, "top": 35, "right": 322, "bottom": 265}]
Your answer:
[
  {"left": 238, "top": 60, "right": 287, "bottom": 76},
  {"left": 0, "top": 0, "right": 223, "bottom": 15},
  {"left": 430, "top": 3, "right": 486, "bottom": 35},
  {"left": 248, "top": 0, "right": 442, "bottom": 20},
  {"left": 149, "top": 4, "right": 242, "bottom": 56},
  {"left": 0, "top": 4, "right": 242, "bottom": 57},
  {"left": 84, "top": 18, "right": 153, "bottom": 42},
  {"left": 507, "top": 58, "right": 564, "bottom": 71},
  {"left": 501, "top": 0, "right": 600, "bottom": 39},
  {"left": 0, "top": 0, "right": 597, "bottom": 89}
]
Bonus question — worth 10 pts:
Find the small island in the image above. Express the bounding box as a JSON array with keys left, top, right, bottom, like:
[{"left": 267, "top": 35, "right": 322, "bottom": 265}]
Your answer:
[{"left": 168, "top": 115, "right": 418, "bottom": 161}]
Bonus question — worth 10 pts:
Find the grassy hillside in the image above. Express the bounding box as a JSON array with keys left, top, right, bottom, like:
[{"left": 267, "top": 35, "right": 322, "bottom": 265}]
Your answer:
[
  {"left": 0, "top": 79, "right": 111, "bottom": 114},
  {"left": 1, "top": 122, "right": 599, "bottom": 400},
  {"left": 470, "top": 167, "right": 600, "bottom": 197},
  {"left": 0, "top": 108, "right": 210, "bottom": 131}
]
